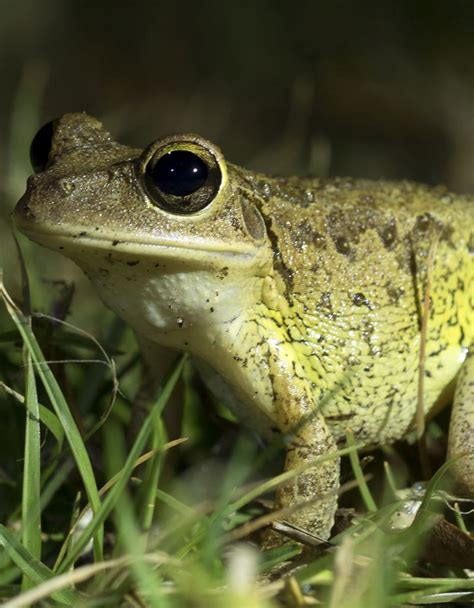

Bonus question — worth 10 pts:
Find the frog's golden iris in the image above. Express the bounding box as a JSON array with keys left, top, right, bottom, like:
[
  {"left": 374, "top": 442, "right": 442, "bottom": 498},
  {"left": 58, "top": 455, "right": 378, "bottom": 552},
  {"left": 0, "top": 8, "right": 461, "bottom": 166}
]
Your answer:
[{"left": 16, "top": 112, "right": 474, "bottom": 545}]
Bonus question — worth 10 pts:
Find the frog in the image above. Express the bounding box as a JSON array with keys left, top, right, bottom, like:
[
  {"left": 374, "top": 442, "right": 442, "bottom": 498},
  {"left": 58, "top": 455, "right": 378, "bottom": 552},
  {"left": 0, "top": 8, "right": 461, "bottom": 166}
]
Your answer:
[{"left": 14, "top": 112, "right": 474, "bottom": 544}]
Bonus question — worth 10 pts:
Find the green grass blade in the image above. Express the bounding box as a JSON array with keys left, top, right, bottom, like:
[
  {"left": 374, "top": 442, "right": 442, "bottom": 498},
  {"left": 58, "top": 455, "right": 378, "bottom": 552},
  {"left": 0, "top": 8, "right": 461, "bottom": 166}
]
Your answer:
[
  {"left": 104, "top": 418, "right": 167, "bottom": 607},
  {"left": 21, "top": 347, "right": 42, "bottom": 591},
  {"left": 225, "top": 443, "right": 361, "bottom": 516},
  {"left": 346, "top": 429, "right": 377, "bottom": 512},
  {"left": 137, "top": 417, "right": 166, "bottom": 530},
  {"left": 0, "top": 380, "right": 64, "bottom": 447},
  {"left": 1, "top": 282, "right": 104, "bottom": 563},
  {"left": 56, "top": 355, "right": 186, "bottom": 574},
  {"left": 453, "top": 501, "right": 468, "bottom": 533},
  {"left": 0, "top": 525, "right": 78, "bottom": 605}
]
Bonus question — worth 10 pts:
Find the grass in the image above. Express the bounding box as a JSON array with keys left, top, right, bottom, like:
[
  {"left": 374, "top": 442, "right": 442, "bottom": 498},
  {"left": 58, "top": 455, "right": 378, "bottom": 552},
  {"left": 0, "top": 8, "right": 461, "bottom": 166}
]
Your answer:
[{"left": 0, "top": 267, "right": 473, "bottom": 607}]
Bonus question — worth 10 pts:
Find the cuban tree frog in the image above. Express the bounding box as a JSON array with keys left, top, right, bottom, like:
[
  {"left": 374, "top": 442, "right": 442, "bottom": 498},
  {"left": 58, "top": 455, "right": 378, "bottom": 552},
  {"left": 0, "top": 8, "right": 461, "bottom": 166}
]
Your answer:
[{"left": 14, "top": 113, "right": 474, "bottom": 542}]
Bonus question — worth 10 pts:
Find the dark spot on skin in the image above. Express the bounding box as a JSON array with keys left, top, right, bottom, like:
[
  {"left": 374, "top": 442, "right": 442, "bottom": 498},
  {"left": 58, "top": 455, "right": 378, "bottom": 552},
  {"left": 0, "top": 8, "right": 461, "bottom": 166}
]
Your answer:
[
  {"left": 352, "top": 292, "right": 366, "bottom": 306},
  {"left": 361, "top": 317, "right": 375, "bottom": 344},
  {"left": 440, "top": 223, "right": 453, "bottom": 241},
  {"left": 112, "top": 240, "right": 120, "bottom": 246},
  {"left": 18, "top": 202, "right": 33, "bottom": 218},
  {"left": 217, "top": 266, "right": 229, "bottom": 280},
  {"left": 414, "top": 213, "right": 432, "bottom": 232},
  {"left": 155, "top": 263, "right": 160, "bottom": 268},
  {"left": 319, "top": 292, "right": 332, "bottom": 309},
  {"left": 447, "top": 314, "right": 458, "bottom": 326},
  {"left": 59, "top": 246, "right": 64, "bottom": 250},
  {"left": 413, "top": 212, "right": 454, "bottom": 248},
  {"left": 468, "top": 233, "right": 474, "bottom": 254},
  {"left": 262, "top": 215, "right": 295, "bottom": 297},
  {"left": 79, "top": 231, "right": 87, "bottom": 237},
  {"left": 425, "top": 370, "right": 432, "bottom": 377},
  {"left": 379, "top": 218, "right": 397, "bottom": 248},
  {"left": 387, "top": 286, "right": 405, "bottom": 304},
  {"left": 210, "top": 307, "right": 214, "bottom": 313},
  {"left": 326, "top": 413, "right": 355, "bottom": 421},
  {"left": 335, "top": 236, "right": 351, "bottom": 255},
  {"left": 127, "top": 260, "right": 140, "bottom": 266},
  {"left": 230, "top": 216, "right": 242, "bottom": 230},
  {"left": 327, "top": 206, "right": 378, "bottom": 252},
  {"left": 311, "top": 230, "right": 326, "bottom": 248},
  {"left": 293, "top": 223, "right": 326, "bottom": 253}
]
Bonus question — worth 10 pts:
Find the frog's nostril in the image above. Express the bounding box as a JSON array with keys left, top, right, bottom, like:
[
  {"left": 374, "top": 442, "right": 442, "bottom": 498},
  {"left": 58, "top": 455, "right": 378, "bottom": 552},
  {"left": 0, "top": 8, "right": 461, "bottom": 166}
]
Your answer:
[{"left": 14, "top": 194, "right": 35, "bottom": 230}]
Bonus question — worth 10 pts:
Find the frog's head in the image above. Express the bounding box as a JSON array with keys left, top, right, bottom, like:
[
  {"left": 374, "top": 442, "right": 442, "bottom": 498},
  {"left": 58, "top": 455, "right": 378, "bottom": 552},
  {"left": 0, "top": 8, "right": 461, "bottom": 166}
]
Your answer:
[{"left": 14, "top": 113, "right": 273, "bottom": 346}]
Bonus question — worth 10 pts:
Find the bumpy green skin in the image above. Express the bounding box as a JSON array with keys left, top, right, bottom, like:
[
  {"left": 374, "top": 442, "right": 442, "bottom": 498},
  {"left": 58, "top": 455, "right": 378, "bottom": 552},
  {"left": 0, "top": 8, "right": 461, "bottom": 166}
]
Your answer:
[
  {"left": 15, "top": 113, "right": 474, "bottom": 542},
  {"left": 234, "top": 170, "right": 473, "bottom": 444}
]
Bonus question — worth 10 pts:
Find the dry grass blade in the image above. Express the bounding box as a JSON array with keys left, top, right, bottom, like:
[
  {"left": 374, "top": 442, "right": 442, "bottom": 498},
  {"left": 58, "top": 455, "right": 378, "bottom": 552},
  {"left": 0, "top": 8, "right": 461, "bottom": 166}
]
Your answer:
[{"left": 3, "top": 553, "right": 178, "bottom": 608}]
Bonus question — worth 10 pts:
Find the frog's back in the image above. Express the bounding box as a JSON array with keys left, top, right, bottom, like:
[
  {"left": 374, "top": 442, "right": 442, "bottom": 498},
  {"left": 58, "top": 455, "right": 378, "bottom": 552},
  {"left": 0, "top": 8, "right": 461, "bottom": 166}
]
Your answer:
[{"left": 238, "top": 172, "right": 474, "bottom": 444}]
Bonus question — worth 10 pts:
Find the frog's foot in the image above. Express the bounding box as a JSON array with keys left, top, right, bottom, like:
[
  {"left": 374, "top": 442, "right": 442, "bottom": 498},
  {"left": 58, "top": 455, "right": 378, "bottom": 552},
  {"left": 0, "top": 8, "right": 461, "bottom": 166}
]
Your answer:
[
  {"left": 447, "top": 348, "right": 474, "bottom": 495},
  {"left": 261, "top": 339, "right": 341, "bottom": 549},
  {"left": 261, "top": 411, "right": 340, "bottom": 550}
]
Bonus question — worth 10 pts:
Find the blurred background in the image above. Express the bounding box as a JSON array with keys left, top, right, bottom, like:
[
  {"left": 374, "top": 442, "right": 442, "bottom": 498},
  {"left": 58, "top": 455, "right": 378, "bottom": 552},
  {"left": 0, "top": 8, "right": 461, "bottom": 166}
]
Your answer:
[{"left": 3, "top": 0, "right": 474, "bottom": 303}]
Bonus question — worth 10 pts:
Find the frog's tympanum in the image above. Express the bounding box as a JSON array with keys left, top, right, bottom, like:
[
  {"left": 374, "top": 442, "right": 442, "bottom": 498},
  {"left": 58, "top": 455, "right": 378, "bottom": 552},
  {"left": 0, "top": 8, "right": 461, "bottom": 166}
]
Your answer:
[{"left": 15, "top": 113, "right": 474, "bottom": 543}]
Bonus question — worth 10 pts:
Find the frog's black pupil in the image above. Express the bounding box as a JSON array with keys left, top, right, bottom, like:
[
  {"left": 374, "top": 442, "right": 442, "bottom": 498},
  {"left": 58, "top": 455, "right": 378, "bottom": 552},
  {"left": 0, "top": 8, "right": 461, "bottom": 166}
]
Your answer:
[
  {"left": 30, "top": 120, "right": 55, "bottom": 173},
  {"left": 150, "top": 150, "right": 208, "bottom": 196}
]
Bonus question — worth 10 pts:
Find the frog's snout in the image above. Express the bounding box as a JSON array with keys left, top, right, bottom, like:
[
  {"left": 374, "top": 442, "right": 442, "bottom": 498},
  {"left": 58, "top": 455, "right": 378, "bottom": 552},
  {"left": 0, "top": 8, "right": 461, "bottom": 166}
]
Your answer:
[
  {"left": 14, "top": 187, "right": 36, "bottom": 232},
  {"left": 14, "top": 174, "right": 50, "bottom": 234}
]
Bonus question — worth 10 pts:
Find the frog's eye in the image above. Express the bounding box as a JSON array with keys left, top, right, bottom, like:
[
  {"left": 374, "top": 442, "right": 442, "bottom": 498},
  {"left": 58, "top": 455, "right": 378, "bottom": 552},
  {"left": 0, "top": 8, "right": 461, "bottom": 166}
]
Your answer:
[
  {"left": 143, "top": 144, "right": 221, "bottom": 214},
  {"left": 30, "top": 120, "right": 55, "bottom": 173}
]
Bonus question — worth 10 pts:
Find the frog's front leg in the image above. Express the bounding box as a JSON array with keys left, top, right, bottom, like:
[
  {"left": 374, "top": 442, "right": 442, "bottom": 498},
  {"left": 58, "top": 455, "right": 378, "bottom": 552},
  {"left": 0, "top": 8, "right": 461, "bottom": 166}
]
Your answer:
[
  {"left": 267, "top": 348, "right": 340, "bottom": 544},
  {"left": 447, "top": 349, "right": 474, "bottom": 495}
]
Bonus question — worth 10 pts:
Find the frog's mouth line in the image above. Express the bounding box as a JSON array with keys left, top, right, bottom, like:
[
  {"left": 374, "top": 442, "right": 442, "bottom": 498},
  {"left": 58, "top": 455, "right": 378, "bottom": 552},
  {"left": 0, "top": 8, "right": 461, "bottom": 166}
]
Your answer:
[{"left": 16, "top": 223, "right": 262, "bottom": 263}]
